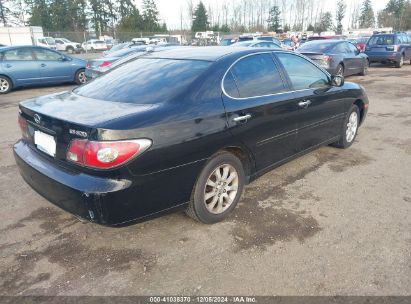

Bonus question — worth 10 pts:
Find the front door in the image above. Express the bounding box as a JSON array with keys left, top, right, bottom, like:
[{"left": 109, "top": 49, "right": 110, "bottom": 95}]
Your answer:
[
  {"left": 33, "top": 48, "right": 72, "bottom": 83},
  {"left": 221, "top": 52, "right": 300, "bottom": 172},
  {"left": 275, "top": 52, "right": 346, "bottom": 153}
]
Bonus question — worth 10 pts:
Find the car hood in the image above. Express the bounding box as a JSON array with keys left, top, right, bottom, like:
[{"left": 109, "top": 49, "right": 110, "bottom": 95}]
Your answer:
[{"left": 19, "top": 91, "right": 156, "bottom": 127}]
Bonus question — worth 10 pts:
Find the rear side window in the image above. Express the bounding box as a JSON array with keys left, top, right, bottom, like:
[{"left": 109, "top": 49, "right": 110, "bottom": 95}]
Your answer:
[
  {"left": 276, "top": 53, "right": 329, "bottom": 90},
  {"left": 228, "top": 53, "right": 285, "bottom": 98},
  {"left": 74, "top": 58, "right": 211, "bottom": 104},
  {"left": 2, "top": 48, "right": 34, "bottom": 61},
  {"left": 223, "top": 71, "right": 240, "bottom": 98}
]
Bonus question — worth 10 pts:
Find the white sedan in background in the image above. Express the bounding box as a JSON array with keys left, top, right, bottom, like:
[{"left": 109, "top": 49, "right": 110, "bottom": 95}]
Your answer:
[{"left": 81, "top": 40, "right": 108, "bottom": 52}]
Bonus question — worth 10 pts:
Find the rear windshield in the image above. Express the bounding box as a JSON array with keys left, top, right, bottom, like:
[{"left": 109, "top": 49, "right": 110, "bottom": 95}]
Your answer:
[
  {"left": 74, "top": 58, "right": 211, "bottom": 104},
  {"left": 298, "top": 41, "right": 332, "bottom": 52},
  {"left": 368, "top": 35, "right": 395, "bottom": 45}
]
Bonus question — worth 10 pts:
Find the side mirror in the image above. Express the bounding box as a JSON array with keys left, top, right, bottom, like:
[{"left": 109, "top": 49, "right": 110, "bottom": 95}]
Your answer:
[
  {"left": 331, "top": 75, "right": 344, "bottom": 87},
  {"left": 59, "top": 56, "right": 69, "bottom": 61}
]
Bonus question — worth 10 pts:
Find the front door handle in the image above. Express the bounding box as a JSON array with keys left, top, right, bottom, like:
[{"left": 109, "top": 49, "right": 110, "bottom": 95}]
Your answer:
[
  {"left": 298, "top": 100, "right": 312, "bottom": 108},
  {"left": 233, "top": 114, "right": 252, "bottom": 123},
  {"left": 40, "top": 63, "right": 46, "bottom": 67}
]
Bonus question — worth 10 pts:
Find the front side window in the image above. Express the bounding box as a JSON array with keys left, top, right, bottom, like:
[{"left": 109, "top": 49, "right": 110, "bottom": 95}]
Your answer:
[
  {"left": 228, "top": 53, "right": 285, "bottom": 98},
  {"left": 276, "top": 53, "right": 329, "bottom": 90},
  {"left": 332, "top": 43, "right": 347, "bottom": 53},
  {"left": 2, "top": 48, "right": 34, "bottom": 61},
  {"left": 34, "top": 49, "right": 62, "bottom": 61}
]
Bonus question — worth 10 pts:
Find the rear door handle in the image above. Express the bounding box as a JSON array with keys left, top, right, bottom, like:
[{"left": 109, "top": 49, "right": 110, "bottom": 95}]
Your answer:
[
  {"left": 233, "top": 114, "right": 252, "bottom": 123},
  {"left": 298, "top": 100, "right": 312, "bottom": 108}
]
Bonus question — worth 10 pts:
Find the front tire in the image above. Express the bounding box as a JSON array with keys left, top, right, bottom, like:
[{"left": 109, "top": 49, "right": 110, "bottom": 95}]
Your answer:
[
  {"left": 186, "top": 152, "right": 245, "bottom": 224},
  {"left": 75, "top": 69, "right": 87, "bottom": 85},
  {"left": 332, "top": 105, "right": 360, "bottom": 149},
  {"left": 0, "top": 75, "right": 12, "bottom": 94}
]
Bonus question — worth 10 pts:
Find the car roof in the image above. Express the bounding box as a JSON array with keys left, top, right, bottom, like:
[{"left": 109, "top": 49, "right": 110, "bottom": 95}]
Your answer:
[
  {"left": 0, "top": 45, "right": 56, "bottom": 51},
  {"left": 142, "top": 46, "right": 273, "bottom": 61}
]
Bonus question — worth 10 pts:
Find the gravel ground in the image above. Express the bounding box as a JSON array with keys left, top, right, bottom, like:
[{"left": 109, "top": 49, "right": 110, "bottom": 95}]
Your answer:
[{"left": 0, "top": 64, "right": 410, "bottom": 296}]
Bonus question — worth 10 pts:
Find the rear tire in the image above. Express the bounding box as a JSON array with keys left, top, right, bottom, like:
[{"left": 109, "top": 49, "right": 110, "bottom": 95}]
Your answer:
[
  {"left": 395, "top": 54, "right": 404, "bottom": 68},
  {"left": 66, "top": 47, "right": 74, "bottom": 54},
  {"left": 332, "top": 105, "right": 360, "bottom": 149},
  {"left": 359, "top": 60, "right": 369, "bottom": 76},
  {"left": 0, "top": 75, "right": 12, "bottom": 94},
  {"left": 336, "top": 64, "right": 344, "bottom": 76},
  {"left": 186, "top": 152, "right": 245, "bottom": 224},
  {"left": 75, "top": 69, "right": 87, "bottom": 85}
]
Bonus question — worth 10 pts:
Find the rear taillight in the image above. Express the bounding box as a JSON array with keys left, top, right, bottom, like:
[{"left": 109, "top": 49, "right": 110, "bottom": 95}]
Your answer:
[
  {"left": 99, "top": 61, "right": 112, "bottom": 68},
  {"left": 67, "top": 139, "right": 151, "bottom": 169},
  {"left": 322, "top": 55, "right": 332, "bottom": 62},
  {"left": 386, "top": 45, "right": 400, "bottom": 52},
  {"left": 86, "top": 63, "right": 90, "bottom": 69},
  {"left": 18, "top": 115, "right": 29, "bottom": 139}
]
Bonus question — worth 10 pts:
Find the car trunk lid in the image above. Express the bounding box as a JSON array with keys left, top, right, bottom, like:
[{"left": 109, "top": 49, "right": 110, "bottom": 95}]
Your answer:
[{"left": 18, "top": 91, "right": 155, "bottom": 163}]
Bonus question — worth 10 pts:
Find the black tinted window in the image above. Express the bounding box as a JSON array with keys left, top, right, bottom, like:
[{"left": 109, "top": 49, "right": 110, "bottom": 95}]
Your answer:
[
  {"left": 276, "top": 53, "right": 329, "bottom": 90},
  {"left": 332, "top": 43, "right": 348, "bottom": 53},
  {"left": 223, "top": 71, "right": 240, "bottom": 98},
  {"left": 368, "top": 35, "right": 395, "bottom": 45},
  {"left": 74, "top": 59, "right": 211, "bottom": 104},
  {"left": 229, "top": 53, "right": 285, "bottom": 98}
]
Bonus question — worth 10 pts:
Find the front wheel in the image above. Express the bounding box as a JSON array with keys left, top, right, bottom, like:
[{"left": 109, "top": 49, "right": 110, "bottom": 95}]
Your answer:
[
  {"left": 0, "top": 76, "right": 12, "bottom": 94},
  {"left": 332, "top": 105, "right": 360, "bottom": 149},
  {"left": 75, "top": 69, "right": 87, "bottom": 85},
  {"left": 186, "top": 152, "right": 245, "bottom": 224}
]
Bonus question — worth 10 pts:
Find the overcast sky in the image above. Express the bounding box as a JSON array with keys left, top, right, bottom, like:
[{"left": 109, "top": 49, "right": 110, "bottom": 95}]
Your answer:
[{"left": 135, "top": 0, "right": 390, "bottom": 30}]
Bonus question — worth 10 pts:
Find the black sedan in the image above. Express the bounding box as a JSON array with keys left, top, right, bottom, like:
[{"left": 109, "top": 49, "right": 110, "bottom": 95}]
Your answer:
[
  {"left": 14, "top": 47, "right": 369, "bottom": 226},
  {"left": 298, "top": 40, "right": 369, "bottom": 76}
]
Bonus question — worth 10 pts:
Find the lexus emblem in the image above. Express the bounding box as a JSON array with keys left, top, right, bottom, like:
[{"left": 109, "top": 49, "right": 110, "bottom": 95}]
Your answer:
[{"left": 34, "top": 114, "right": 41, "bottom": 124}]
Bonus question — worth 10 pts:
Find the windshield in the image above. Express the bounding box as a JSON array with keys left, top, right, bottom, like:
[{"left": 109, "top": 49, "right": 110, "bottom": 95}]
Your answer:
[
  {"left": 74, "top": 58, "right": 211, "bottom": 104},
  {"left": 368, "top": 35, "right": 395, "bottom": 45},
  {"left": 298, "top": 41, "right": 333, "bottom": 52},
  {"left": 231, "top": 42, "right": 253, "bottom": 47}
]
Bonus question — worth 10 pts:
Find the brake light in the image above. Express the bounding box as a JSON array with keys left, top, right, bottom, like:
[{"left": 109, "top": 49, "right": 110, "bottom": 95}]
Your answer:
[
  {"left": 67, "top": 139, "right": 152, "bottom": 169},
  {"left": 386, "top": 45, "right": 400, "bottom": 52},
  {"left": 86, "top": 63, "right": 90, "bottom": 69},
  {"left": 99, "top": 61, "right": 112, "bottom": 68},
  {"left": 18, "top": 115, "right": 29, "bottom": 139},
  {"left": 322, "top": 55, "right": 332, "bottom": 62}
]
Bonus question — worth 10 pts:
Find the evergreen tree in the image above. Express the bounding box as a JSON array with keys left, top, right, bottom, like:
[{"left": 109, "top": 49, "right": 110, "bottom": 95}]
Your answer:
[
  {"left": 25, "top": 0, "right": 52, "bottom": 30},
  {"left": 142, "top": 0, "right": 160, "bottom": 32},
  {"left": 359, "top": 0, "right": 375, "bottom": 28},
  {"left": 335, "top": 0, "right": 346, "bottom": 34},
  {"left": 220, "top": 24, "right": 230, "bottom": 33},
  {"left": 378, "top": 0, "right": 409, "bottom": 30},
  {"left": 191, "top": 1, "right": 208, "bottom": 32},
  {"left": 315, "top": 12, "right": 333, "bottom": 34},
  {"left": 267, "top": 5, "right": 281, "bottom": 32}
]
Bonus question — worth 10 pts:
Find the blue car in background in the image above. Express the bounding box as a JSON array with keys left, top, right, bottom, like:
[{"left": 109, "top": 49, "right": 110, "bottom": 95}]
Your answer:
[
  {"left": 0, "top": 46, "right": 86, "bottom": 94},
  {"left": 365, "top": 32, "right": 411, "bottom": 68}
]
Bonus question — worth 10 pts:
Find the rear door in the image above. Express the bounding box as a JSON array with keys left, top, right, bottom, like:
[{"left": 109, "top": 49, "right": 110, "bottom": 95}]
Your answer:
[
  {"left": 0, "top": 47, "right": 40, "bottom": 85},
  {"left": 33, "top": 48, "right": 72, "bottom": 83},
  {"left": 400, "top": 34, "right": 411, "bottom": 60},
  {"left": 222, "top": 52, "right": 300, "bottom": 172},
  {"left": 275, "top": 52, "right": 346, "bottom": 153}
]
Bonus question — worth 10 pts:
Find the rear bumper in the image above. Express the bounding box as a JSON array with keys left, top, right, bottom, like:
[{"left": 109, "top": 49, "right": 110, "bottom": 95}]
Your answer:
[
  {"left": 366, "top": 51, "right": 401, "bottom": 62},
  {"left": 14, "top": 140, "right": 200, "bottom": 226}
]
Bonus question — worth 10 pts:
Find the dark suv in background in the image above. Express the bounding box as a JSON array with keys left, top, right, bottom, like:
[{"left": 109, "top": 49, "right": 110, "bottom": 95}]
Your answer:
[{"left": 365, "top": 32, "right": 411, "bottom": 68}]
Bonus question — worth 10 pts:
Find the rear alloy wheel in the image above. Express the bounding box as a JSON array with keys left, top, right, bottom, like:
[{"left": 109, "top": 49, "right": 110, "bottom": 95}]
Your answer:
[
  {"left": 336, "top": 64, "right": 344, "bottom": 77},
  {"left": 332, "top": 104, "right": 360, "bottom": 149},
  {"left": 360, "top": 60, "right": 369, "bottom": 76},
  {"left": 0, "top": 76, "right": 12, "bottom": 94},
  {"left": 186, "top": 152, "right": 245, "bottom": 224},
  {"left": 75, "top": 69, "right": 87, "bottom": 85},
  {"left": 395, "top": 54, "right": 404, "bottom": 68}
]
